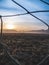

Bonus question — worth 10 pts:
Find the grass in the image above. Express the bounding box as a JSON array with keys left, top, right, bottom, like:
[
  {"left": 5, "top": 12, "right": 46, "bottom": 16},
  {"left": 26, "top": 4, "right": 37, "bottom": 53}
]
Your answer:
[{"left": 0, "top": 33, "right": 49, "bottom": 65}]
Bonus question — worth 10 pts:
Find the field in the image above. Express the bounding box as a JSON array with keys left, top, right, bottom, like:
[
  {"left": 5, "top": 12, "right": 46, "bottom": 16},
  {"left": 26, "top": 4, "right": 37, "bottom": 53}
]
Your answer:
[{"left": 0, "top": 33, "right": 49, "bottom": 65}]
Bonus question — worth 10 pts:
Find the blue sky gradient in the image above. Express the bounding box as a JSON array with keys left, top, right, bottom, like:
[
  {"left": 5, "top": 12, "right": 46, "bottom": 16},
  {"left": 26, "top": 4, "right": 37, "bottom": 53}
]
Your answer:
[{"left": 0, "top": 0, "right": 49, "bottom": 31}]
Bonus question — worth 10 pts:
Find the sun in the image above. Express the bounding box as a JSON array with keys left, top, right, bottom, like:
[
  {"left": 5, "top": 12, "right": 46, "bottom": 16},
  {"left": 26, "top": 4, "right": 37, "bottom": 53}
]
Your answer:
[{"left": 6, "top": 24, "right": 15, "bottom": 30}]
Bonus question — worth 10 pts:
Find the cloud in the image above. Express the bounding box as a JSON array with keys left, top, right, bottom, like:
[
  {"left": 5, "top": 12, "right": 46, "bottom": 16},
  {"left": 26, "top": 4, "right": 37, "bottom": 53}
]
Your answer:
[
  {"left": 0, "top": 0, "right": 49, "bottom": 30},
  {"left": 0, "top": 0, "right": 43, "bottom": 12}
]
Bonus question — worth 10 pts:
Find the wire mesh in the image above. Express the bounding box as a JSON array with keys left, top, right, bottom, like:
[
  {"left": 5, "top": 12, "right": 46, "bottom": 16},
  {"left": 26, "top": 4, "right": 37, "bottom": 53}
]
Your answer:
[{"left": 0, "top": 0, "right": 49, "bottom": 65}]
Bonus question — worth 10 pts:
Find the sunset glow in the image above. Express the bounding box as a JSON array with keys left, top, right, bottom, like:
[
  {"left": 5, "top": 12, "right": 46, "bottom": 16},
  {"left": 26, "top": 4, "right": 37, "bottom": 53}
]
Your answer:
[
  {"left": 6, "top": 24, "right": 15, "bottom": 30},
  {"left": 0, "top": 0, "right": 49, "bottom": 33}
]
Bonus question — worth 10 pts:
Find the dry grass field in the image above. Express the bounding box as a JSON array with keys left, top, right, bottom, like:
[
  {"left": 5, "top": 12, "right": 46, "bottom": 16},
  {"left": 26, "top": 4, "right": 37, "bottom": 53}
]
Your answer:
[{"left": 0, "top": 33, "right": 49, "bottom": 65}]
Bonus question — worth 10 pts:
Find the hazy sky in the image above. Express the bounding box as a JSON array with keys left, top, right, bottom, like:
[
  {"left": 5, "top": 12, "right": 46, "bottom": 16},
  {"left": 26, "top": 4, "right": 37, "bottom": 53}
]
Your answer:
[{"left": 0, "top": 0, "right": 49, "bottom": 31}]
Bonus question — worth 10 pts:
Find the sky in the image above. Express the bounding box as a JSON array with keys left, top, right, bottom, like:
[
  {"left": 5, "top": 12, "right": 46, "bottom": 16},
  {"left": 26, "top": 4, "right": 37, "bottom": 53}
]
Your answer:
[{"left": 0, "top": 0, "right": 49, "bottom": 32}]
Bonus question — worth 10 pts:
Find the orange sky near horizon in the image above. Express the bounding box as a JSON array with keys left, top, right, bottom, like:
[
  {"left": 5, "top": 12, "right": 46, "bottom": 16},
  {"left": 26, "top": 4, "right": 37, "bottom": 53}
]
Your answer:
[
  {"left": 0, "top": 16, "right": 48, "bottom": 32},
  {"left": 0, "top": 0, "right": 49, "bottom": 33}
]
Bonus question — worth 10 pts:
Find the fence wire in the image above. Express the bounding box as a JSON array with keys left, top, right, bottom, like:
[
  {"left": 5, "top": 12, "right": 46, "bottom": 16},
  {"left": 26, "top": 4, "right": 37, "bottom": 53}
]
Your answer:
[
  {"left": 0, "top": 0, "right": 49, "bottom": 65},
  {"left": 2, "top": 10, "right": 49, "bottom": 17},
  {"left": 40, "top": 0, "right": 49, "bottom": 5}
]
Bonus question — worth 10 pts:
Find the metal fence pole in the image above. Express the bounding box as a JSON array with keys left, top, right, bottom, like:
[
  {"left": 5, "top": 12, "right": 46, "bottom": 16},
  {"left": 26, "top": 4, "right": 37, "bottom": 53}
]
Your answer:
[{"left": 0, "top": 15, "right": 3, "bottom": 42}]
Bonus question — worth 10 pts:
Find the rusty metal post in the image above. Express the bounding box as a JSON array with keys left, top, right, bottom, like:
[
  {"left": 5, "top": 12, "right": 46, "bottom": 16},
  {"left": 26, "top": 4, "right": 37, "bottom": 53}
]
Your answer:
[{"left": 0, "top": 15, "right": 3, "bottom": 42}]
